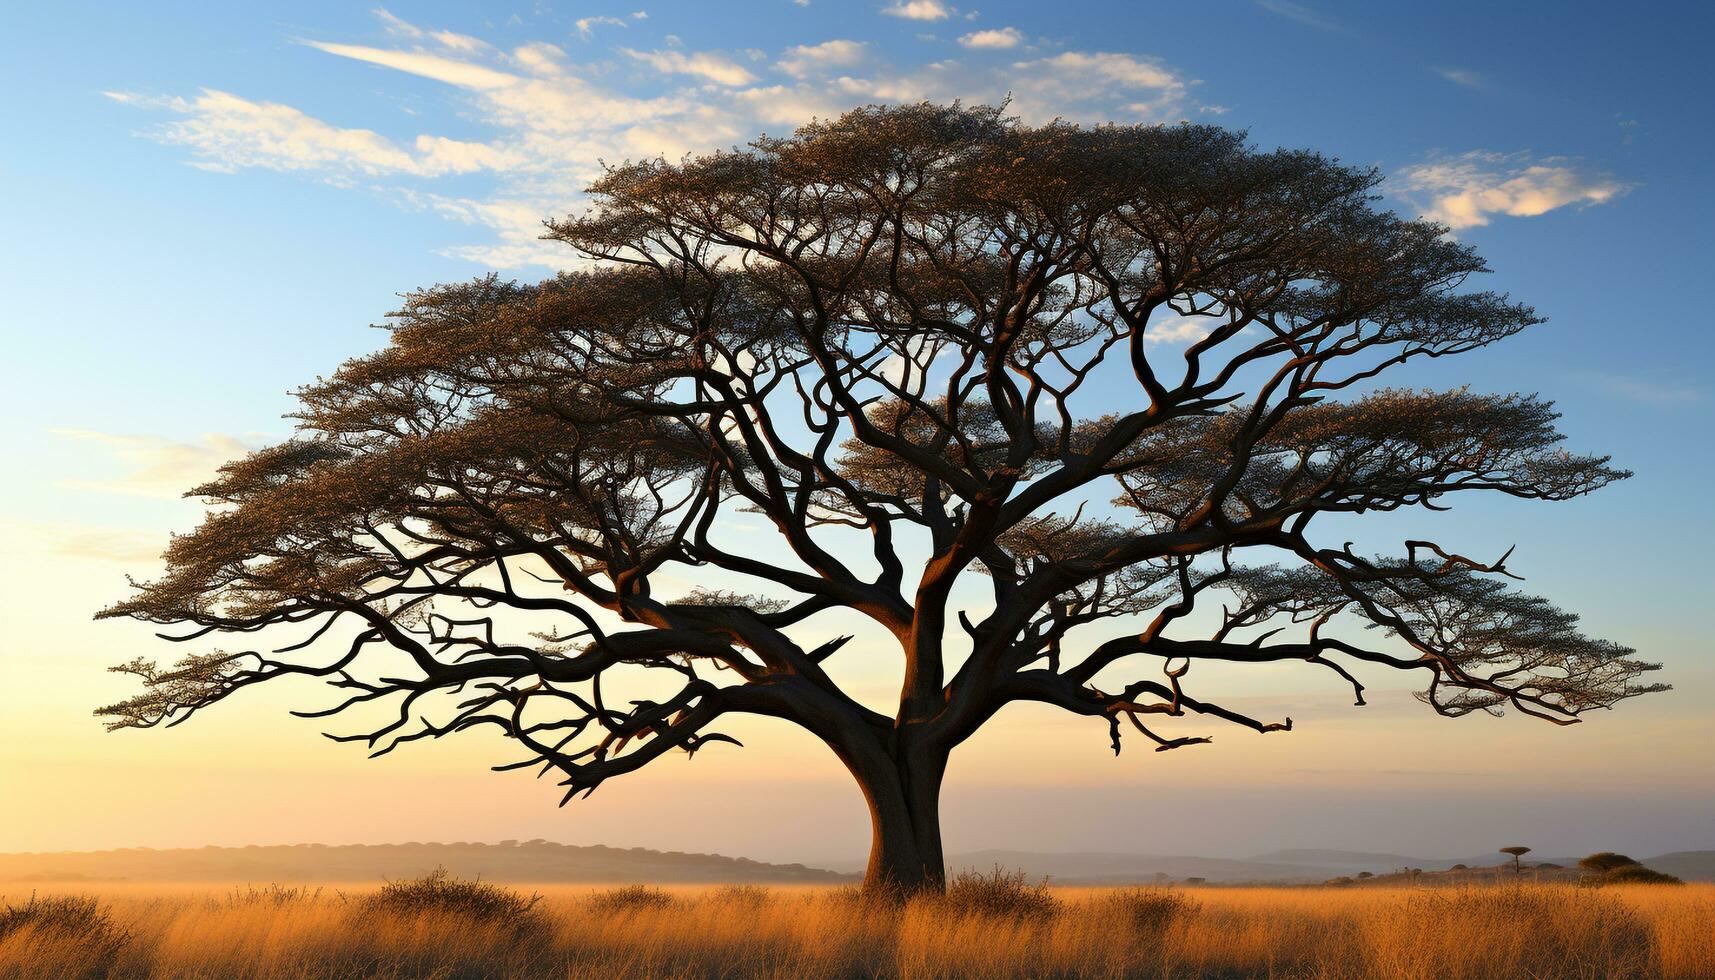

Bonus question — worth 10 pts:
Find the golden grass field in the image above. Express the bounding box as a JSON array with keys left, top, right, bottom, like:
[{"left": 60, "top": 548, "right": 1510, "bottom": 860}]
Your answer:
[{"left": 1, "top": 874, "right": 1710, "bottom": 979}]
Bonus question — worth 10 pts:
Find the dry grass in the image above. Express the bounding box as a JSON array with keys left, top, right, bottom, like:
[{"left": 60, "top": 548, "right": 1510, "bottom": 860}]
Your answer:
[{"left": 0, "top": 875, "right": 1708, "bottom": 979}]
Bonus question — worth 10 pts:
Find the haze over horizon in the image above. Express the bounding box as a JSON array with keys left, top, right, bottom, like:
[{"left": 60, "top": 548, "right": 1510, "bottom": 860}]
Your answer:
[{"left": 3, "top": 0, "right": 1711, "bottom": 867}]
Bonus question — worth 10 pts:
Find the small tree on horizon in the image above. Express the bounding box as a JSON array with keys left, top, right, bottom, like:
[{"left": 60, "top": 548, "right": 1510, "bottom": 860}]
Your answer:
[
  {"left": 97, "top": 103, "right": 1666, "bottom": 894},
  {"left": 1500, "top": 846, "right": 1532, "bottom": 875}
]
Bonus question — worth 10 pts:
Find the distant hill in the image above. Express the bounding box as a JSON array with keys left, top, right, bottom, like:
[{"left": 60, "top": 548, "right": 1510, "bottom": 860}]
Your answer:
[
  {"left": 838, "top": 848, "right": 1715, "bottom": 884},
  {"left": 1642, "top": 852, "right": 1715, "bottom": 882},
  {"left": 937, "top": 850, "right": 1343, "bottom": 884},
  {"left": 0, "top": 842, "right": 852, "bottom": 885},
  {"left": 7, "top": 843, "right": 1705, "bottom": 886},
  {"left": 1245, "top": 849, "right": 1495, "bottom": 872}
]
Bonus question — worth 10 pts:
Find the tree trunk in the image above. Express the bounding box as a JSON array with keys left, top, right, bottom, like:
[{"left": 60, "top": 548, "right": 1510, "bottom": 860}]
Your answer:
[{"left": 852, "top": 747, "right": 947, "bottom": 895}]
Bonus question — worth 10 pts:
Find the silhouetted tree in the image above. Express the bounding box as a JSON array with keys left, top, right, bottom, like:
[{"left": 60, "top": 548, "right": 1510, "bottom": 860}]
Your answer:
[
  {"left": 98, "top": 103, "right": 1667, "bottom": 894},
  {"left": 1500, "top": 846, "right": 1532, "bottom": 876},
  {"left": 1578, "top": 852, "right": 1639, "bottom": 874}
]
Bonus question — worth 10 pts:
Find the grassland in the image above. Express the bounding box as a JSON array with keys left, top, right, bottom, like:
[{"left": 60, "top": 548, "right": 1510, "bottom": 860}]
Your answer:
[{"left": 2, "top": 873, "right": 1710, "bottom": 979}]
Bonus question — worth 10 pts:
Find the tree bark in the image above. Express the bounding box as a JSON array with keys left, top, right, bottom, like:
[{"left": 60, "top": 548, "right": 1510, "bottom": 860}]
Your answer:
[{"left": 851, "top": 746, "right": 948, "bottom": 894}]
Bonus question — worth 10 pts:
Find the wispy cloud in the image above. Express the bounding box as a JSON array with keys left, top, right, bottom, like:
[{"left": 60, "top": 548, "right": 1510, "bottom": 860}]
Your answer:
[
  {"left": 958, "top": 27, "right": 1023, "bottom": 50},
  {"left": 1568, "top": 370, "right": 1710, "bottom": 406},
  {"left": 1394, "top": 151, "right": 1630, "bottom": 230},
  {"left": 1434, "top": 66, "right": 1483, "bottom": 88},
  {"left": 1008, "top": 51, "right": 1187, "bottom": 120},
  {"left": 574, "top": 15, "right": 628, "bottom": 40},
  {"left": 52, "top": 430, "right": 255, "bottom": 499},
  {"left": 104, "top": 89, "right": 518, "bottom": 177},
  {"left": 1255, "top": 0, "right": 1344, "bottom": 32},
  {"left": 109, "top": 9, "right": 1202, "bottom": 271},
  {"left": 881, "top": 0, "right": 953, "bottom": 21},
  {"left": 777, "top": 39, "right": 868, "bottom": 78},
  {"left": 0, "top": 520, "right": 167, "bottom": 566},
  {"left": 622, "top": 47, "right": 759, "bottom": 86}
]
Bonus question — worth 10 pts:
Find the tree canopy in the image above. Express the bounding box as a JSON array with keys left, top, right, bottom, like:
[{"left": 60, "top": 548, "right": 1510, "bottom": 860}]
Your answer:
[{"left": 99, "top": 103, "right": 1666, "bottom": 892}]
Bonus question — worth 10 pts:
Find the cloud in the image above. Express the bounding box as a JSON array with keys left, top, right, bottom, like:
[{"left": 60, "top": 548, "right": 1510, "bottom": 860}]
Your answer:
[
  {"left": 1006, "top": 51, "right": 1187, "bottom": 121},
  {"left": 304, "top": 41, "right": 518, "bottom": 89},
  {"left": 881, "top": 0, "right": 952, "bottom": 21},
  {"left": 1434, "top": 66, "right": 1482, "bottom": 88},
  {"left": 574, "top": 15, "right": 629, "bottom": 40},
  {"left": 49, "top": 529, "right": 167, "bottom": 566},
  {"left": 777, "top": 39, "right": 867, "bottom": 78},
  {"left": 1394, "top": 151, "right": 1630, "bottom": 230},
  {"left": 106, "top": 89, "right": 519, "bottom": 176},
  {"left": 0, "top": 520, "right": 167, "bottom": 566},
  {"left": 622, "top": 48, "right": 759, "bottom": 86},
  {"left": 1145, "top": 315, "right": 1232, "bottom": 345},
  {"left": 1255, "top": 0, "right": 1343, "bottom": 31},
  {"left": 1568, "top": 370, "right": 1710, "bottom": 406},
  {"left": 52, "top": 430, "right": 255, "bottom": 500},
  {"left": 110, "top": 8, "right": 1202, "bottom": 271},
  {"left": 958, "top": 27, "right": 1023, "bottom": 49}
]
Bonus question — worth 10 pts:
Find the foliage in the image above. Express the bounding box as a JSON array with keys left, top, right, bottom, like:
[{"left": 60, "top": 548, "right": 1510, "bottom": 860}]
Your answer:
[
  {"left": 1100, "top": 886, "right": 1199, "bottom": 931},
  {"left": 0, "top": 893, "right": 129, "bottom": 978},
  {"left": 1582, "top": 851, "right": 1643, "bottom": 873},
  {"left": 586, "top": 885, "right": 676, "bottom": 913},
  {"left": 941, "top": 866, "right": 1059, "bottom": 919},
  {"left": 357, "top": 868, "right": 542, "bottom": 929},
  {"left": 95, "top": 101, "right": 1666, "bottom": 892},
  {"left": 5, "top": 883, "right": 1711, "bottom": 979}
]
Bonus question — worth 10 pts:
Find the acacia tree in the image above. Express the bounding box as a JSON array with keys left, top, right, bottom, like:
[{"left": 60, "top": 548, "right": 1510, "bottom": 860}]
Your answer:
[{"left": 99, "top": 104, "right": 1665, "bottom": 893}]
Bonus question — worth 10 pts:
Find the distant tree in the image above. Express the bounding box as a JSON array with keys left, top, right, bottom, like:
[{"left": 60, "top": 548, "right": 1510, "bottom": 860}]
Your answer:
[
  {"left": 1356, "top": 871, "right": 1373, "bottom": 879},
  {"left": 1500, "top": 846, "right": 1532, "bottom": 875},
  {"left": 97, "top": 103, "right": 1667, "bottom": 895},
  {"left": 1597, "top": 865, "right": 1681, "bottom": 885},
  {"left": 1578, "top": 852, "right": 1639, "bottom": 874}
]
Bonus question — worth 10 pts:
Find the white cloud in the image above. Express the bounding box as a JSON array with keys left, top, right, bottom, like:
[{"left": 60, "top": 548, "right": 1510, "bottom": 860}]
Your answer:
[
  {"left": 304, "top": 41, "right": 518, "bottom": 89},
  {"left": 574, "top": 15, "right": 629, "bottom": 40},
  {"left": 622, "top": 47, "right": 759, "bottom": 86},
  {"left": 111, "top": 9, "right": 1203, "bottom": 271},
  {"left": 1434, "top": 66, "right": 1482, "bottom": 88},
  {"left": 1255, "top": 0, "right": 1343, "bottom": 32},
  {"left": 1145, "top": 316, "right": 1218, "bottom": 345},
  {"left": 52, "top": 430, "right": 256, "bottom": 500},
  {"left": 1006, "top": 51, "right": 1186, "bottom": 121},
  {"left": 105, "top": 89, "right": 519, "bottom": 176},
  {"left": 777, "top": 40, "right": 867, "bottom": 78},
  {"left": 958, "top": 27, "right": 1022, "bottom": 49},
  {"left": 1568, "top": 370, "right": 1709, "bottom": 406},
  {"left": 1394, "top": 151, "right": 1629, "bottom": 230},
  {"left": 882, "top": 0, "right": 952, "bottom": 21},
  {"left": 0, "top": 519, "right": 167, "bottom": 566}
]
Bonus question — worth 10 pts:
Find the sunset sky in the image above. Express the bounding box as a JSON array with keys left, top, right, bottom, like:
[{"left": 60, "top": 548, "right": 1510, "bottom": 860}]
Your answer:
[{"left": 2, "top": 0, "right": 1711, "bottom": 865}]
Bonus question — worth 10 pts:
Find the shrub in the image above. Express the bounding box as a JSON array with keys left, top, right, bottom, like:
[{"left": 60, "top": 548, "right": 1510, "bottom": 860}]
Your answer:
[
  {"left": 0, "top": 894, "right": 129, "bottom": 977},
  {"left": 1101, "top": 887, "right": 1199, "bottom": 932},
  {"left": 1599, "top": 865, "right": 1683, "bottom": 886},
  {"left": 942, "top": 866, "right": 1059, "bottom": 919},
  {"left": 216, "top": 882, "right": 322, "bottom": 908},
  {"left": 708, "top": 884, "right": 771, "bottom": 906},
  {"left": 1377, "top": 886, "right": 1653, "bottom": 977},
  {"left": 1578, "top": 852, "right": 1639, "bottom": 874},
  {"left": 587, "top": 884, "right": 676, "bottom": 913},
  {"left": 358, "top": 867, "right": 542, "bottom": 927}
]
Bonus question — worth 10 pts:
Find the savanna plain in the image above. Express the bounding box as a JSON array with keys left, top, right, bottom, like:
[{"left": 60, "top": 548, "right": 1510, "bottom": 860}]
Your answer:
[{"left": 2, "top": 870, "right": 1711, "bottom": 979}]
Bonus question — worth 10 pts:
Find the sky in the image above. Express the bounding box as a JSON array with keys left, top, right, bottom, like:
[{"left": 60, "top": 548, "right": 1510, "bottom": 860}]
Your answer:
[{"left": 1, "top": 0, "right": 1711, "bottom": 866}]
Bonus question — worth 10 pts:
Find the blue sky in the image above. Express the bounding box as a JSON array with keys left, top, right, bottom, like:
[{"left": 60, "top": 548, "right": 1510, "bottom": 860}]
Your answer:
[{"left": 1, "top": 1, "right": 1711, "bottom": 859}]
